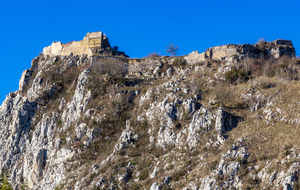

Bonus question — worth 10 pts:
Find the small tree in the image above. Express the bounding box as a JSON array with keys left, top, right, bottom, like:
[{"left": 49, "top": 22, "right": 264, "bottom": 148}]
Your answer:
[
  {"left": 111, "top": 46, "right": 118, "bottom": 55},
  {"left": 0, "top": 169, "right": 12, "bottom": 190},
  {"left": 166, "top": 43, "right": 179, "bottom": 57}
]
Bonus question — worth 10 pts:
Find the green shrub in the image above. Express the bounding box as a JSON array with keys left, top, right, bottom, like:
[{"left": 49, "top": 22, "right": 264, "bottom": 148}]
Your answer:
[
  {"left": 225, "top": 68, "right": 247, "bottom": 84},
  {"left": 20, "top": 183, "right": 29, "bottom": 190},
  {"left": 57, "top": 120, "right": 62, "bottom": 126},
  {"left": 0, "top": 169, "right": 12, "bottom": 190}
]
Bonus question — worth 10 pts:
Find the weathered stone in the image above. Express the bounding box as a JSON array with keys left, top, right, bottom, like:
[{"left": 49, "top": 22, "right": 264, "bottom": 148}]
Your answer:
[
  {"left": 186, "top": 108, "right": 214, "bottom": 148},
  {"left": 150, "top": 182, "right": 161, "bottom": 190},
  {"left": 184, "top": 50, "right": 206, "bottom": 64},
  {"left": 150, "top": 166, "right": 159, "bottom": 178},
  {"left": 215, "top": 107, "right": 227, "bottom": 136},
  {"left": 185, "top": 39, "right": 295, "bottom": 63},
  {"left": 43, "top": 32, "right": 111, "bottom": 57},
  {"left": 114, "top": 121, "right": 137, "bottom": 151},
  {"left": 61, "top": 69, "right": 91, "bottom": 127},
  {"left": 19, "top": 69, "right": 33, "bottom": 93},
  {"left": 166, "top": 67, "right": 175, "bottom": 77},
  {"left": 215, "top": 107, "right": 241, "bottom": 144},
  {"left": 2, "top": 35, "right": 300, "bottom": 190}
]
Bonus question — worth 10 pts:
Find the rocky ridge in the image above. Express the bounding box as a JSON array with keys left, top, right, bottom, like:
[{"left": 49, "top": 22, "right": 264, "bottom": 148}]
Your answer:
[{"left": 0, "top": 38, "right": 300, "bottom": 189}]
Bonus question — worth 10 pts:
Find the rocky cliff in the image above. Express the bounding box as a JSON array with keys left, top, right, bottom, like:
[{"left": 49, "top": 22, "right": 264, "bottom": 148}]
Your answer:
[{"left": 1, "top": 38, "right": 300, "bottom": 189}]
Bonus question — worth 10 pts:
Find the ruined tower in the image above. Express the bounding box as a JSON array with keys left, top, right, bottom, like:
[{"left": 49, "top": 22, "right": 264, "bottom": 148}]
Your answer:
[{"left": 43, "top": 31, "right": 111, "bottom": 57}]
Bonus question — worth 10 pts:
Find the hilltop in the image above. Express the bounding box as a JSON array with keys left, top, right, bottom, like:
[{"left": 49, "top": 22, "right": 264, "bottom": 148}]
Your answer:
[{"left": 0, "top": 32, "right": 300, "bottom": 189}]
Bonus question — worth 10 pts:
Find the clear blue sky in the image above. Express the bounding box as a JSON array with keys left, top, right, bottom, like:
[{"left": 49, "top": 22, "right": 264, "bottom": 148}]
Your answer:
[{"left": 0, "top": 0, "right": 299, "bottom": 104}]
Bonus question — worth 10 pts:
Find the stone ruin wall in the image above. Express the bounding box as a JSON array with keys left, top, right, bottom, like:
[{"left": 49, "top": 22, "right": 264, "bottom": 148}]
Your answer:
[
  {"left": 206, "top": 39, "right": 295, "bottom": 60},
  {"left": 43, "top": 31, "right": 110, "bottom": 57},
  {"left": 43, "top": 33, "right": 295, "bottom": 65},
  {"left": 62, "top": 41, "right": 87, "bottom": 56},
  {"left": 185, "top": 39, "right": 296, "bottom": 64},
  {"left": 206, "top": 45, "right": 240, "bottom": 60}
]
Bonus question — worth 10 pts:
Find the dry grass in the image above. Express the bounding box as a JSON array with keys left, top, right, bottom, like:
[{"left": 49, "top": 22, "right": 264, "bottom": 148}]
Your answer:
[
  {"left": 226, "top": 78, "right": 300, "bottom": 167},
  {"left": 145, "top": 52, "right": 161, "bottom": 58},
  {"left": 26, "top": 54, "right": 300, "bottom": 189}
]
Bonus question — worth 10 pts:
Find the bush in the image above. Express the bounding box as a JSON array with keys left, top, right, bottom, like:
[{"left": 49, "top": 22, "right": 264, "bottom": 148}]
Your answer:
[
  {"left": 256, "top": 40, "right": 266, "bottom": 51},
  {"left": 173, "top": 57, "right": 186, "bottom": 69},
  {"left": 261, "top": 58, "right": 297, "bottom": 80},
  {"left": 88, "top": 61, "right": 128, "bottom": 98},
  {"left": 214, "top": 86, "right": 232, "bottom": 107},
  {"left": 242, "top": 56, "right": 300, "bottom": 81},
  {"left": 172, "top": 169, "right": 186, "bottom": 181},
  {"left": 225, "top": 68, "right": 247, "bottom": 84},
  {"left": 139, "top": 169, "right": 148, "bottom": 180},
  {"left": 174, "top": 121, "right": 182, "bottom": 130},
  {"left": 146, "top": 52, "right": 161, "bottom": 58},
  {"left": 259, "top": 80, "right": 274, "bottom": 90},
  {"left": 247, "top": 177, "right": 259, "bottom": 185},
  {"left": 91, "top": 61, "right": 128, "bottom": 83},
  {"left": 0, "top": 169, "right": 12, "bottom": 190}
]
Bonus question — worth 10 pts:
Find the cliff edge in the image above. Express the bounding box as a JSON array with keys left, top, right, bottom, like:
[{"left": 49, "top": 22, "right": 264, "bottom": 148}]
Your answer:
[{"left": 0, "top": 35, "right": 300, "bottom": 189}]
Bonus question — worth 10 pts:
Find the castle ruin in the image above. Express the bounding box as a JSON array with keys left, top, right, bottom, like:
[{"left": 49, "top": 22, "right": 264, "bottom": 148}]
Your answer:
[
  {"left": 43, "top": 32, "right": 111, "bottom": 57},
  {"left": 185, "top": 39, "right": 296, "bottom": 64}
]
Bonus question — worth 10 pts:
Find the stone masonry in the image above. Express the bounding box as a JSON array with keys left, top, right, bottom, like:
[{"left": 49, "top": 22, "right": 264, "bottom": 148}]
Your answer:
[
  {"left": 185, "top": 39, "right": 296, "bottom": 64},
  {"left": 43, "top": 32, "right": 111, "bottom": 57}
]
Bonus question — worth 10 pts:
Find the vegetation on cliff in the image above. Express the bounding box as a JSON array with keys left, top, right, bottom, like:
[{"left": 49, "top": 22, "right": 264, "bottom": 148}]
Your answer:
[{"left": 0, "top": 39, "right": 300, "bottom": 189}]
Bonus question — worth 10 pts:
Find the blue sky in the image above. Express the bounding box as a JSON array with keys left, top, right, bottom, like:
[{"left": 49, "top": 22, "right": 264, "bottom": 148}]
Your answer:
[{"left": 0, "top": 0, "right": 299, "bottom": 104}]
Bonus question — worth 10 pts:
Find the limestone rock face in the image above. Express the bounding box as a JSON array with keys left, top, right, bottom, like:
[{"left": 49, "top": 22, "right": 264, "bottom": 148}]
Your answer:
[
  {"left": 215, "top": 107, "right": 227, "bottom": 136},
  {"left": 215, "top": 107, "right": 241, "bottom": 144},
  {"left": 26, "top": 70, "right": 43, "bottom": 101},
  {"left": 1, "top": 39, "right": 300, "bottom": 190},
  {"left": 186, "top": 108, "right": 214, "bottom": 148},
  {"left": 114, "top": 122, "right": 138, "bottom": 151},
  {"left": 166, "top": 67, "right": 175, "bottom": 77},
  {"left": 61, "top": 69, "right": 91, "bottom": 127},
  {"left": 19, "top": 69, "right": 33, "bottom": 93}
]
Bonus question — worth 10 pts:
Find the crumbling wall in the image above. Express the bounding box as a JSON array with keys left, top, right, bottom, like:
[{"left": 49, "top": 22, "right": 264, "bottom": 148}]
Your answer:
[
  {"left": 43, "top": 31, "right": 110, "bottom": 57},
  {"left": 206, "top": 45, "right": 240, "bottom": 59},
  {"left": 185, "top": 39, "right": 296, "bottom": 64},
  {"left": 62, "top": 41, "right": 87, "bottom": 56}
]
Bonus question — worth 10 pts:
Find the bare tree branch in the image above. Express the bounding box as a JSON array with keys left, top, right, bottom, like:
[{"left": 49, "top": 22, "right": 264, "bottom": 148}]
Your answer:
[{"left": 166, "top": 44, "right": 179, "bottom": 57}]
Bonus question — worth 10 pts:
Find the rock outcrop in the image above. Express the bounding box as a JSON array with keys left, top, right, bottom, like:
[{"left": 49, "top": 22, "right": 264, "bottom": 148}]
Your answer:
[{"left": 0, "top": 37, "right": 300, "bottom": 189}]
